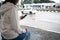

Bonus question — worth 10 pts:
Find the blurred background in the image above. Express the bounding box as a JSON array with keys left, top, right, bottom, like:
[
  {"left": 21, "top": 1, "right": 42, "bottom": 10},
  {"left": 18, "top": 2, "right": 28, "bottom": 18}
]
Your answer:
[{"left": 0, "top": 0, "right": 60, "bottom": 40}]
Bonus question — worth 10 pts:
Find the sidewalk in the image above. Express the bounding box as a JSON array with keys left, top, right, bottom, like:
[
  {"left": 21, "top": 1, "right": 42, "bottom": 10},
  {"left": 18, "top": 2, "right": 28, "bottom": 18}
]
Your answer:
[{"left": 20, "top": 25, "right": 60, "bottom": 40}]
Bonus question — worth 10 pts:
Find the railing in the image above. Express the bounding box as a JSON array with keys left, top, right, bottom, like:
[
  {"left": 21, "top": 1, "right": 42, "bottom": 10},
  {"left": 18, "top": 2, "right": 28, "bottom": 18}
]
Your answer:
[{"left": 37, "top": 8, "right": 60, "bottom": 12}]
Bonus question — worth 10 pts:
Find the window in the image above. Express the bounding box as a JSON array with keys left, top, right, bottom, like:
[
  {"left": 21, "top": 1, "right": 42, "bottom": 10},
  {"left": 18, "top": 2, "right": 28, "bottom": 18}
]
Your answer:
[
  {"left": 42, "top": 5, "right": 44, "bottom": 7},
  {"left": 46, "top": 6, "right": 48, "bottom": 8},
  {"left": 53, "top": 5, "right": 55, "bottom": 8}
]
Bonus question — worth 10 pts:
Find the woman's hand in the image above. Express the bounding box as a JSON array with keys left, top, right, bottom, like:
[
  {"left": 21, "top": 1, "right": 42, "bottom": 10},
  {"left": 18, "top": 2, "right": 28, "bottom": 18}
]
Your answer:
[
  {"left": 20, "top": 15, "right": 27, "bottom": 20},
  {"left": 20, "top": 16, "right": 24, "bottom": 19}
]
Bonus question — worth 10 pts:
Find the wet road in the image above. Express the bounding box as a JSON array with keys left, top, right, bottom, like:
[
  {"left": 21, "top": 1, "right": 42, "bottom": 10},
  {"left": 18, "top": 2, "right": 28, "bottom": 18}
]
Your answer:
[{"left": 19, "top": 11, "right": 60, "bottom": 33}]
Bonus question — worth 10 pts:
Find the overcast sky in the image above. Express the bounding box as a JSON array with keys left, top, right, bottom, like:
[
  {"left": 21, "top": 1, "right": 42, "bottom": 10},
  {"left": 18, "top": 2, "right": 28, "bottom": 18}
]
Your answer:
[{"left": 51, "top": 0, "right": 60, "bottom": 3}]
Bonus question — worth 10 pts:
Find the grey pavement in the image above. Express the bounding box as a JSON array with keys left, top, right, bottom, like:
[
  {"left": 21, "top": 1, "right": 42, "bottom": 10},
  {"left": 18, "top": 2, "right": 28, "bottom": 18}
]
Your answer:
[{"left": 21, "top": 25, "right": 60, "bottom": 40}]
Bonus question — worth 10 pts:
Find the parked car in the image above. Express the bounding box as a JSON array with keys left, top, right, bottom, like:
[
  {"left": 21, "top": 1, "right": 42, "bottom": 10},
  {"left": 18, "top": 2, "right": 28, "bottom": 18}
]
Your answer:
[{"left": 20, "top": 8, "right": 36, "bottom": 15}]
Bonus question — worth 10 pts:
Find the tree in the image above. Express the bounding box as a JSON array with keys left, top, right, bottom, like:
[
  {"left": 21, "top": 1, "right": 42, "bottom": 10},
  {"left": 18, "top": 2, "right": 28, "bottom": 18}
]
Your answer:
[
  {"left": 34, "top": 0, "right": 55, "bottom": 3},
  {"left": 24, "top": 0, "right": 32, "bottom": 4},
  {"left": 23, "top": 0, "right": 55, "bottom": 4}
]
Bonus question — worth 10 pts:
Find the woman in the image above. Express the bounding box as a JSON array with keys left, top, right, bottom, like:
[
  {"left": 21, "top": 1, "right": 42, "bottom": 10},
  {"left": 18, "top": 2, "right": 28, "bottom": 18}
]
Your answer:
[{"left": 0, "top": 0, "right": 30, "bottom": 40}]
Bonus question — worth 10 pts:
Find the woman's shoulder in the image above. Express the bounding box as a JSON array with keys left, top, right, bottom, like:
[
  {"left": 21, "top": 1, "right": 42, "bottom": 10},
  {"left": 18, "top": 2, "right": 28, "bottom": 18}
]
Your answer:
[
  {"left": 0, "top": 2, "right": 16, "bottom": 14},
  {"left": 1, "top": 2, "right": 15, "bottom": 9}
]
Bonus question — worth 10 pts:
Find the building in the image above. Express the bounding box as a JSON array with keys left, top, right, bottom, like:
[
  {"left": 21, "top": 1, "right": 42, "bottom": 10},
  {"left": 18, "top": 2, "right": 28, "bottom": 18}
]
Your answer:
[{"left": 24, "top": 3, "right": 55, "bottom": 9}]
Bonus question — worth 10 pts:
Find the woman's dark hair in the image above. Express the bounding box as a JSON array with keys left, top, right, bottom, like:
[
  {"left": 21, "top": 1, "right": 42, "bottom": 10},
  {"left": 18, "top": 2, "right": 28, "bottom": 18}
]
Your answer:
[{"left": 3, "top": 0, "right": 19, "bottom": 5}]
